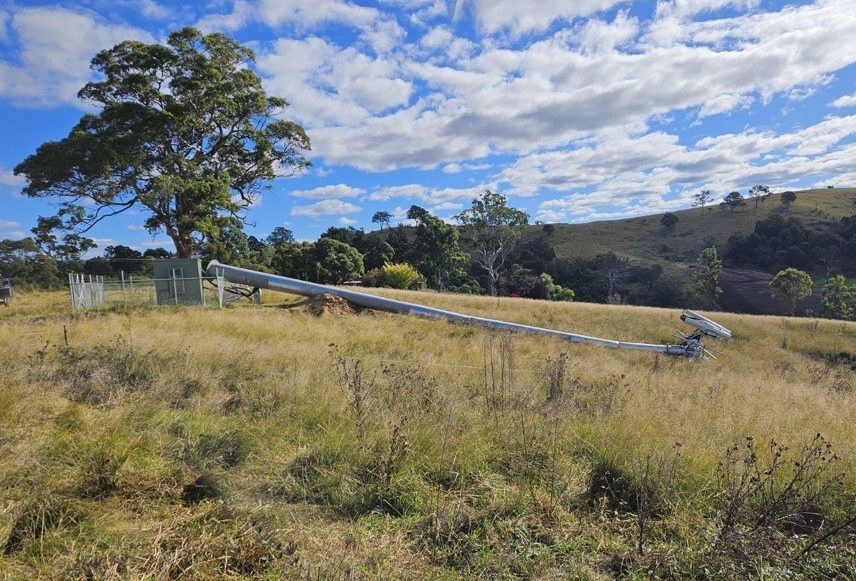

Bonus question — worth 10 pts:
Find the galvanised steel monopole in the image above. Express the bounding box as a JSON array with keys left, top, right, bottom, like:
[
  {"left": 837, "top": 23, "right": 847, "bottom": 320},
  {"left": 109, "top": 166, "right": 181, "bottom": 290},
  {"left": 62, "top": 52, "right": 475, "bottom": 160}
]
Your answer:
[{"left": 206, "top": 261, "right": 731, "bottom": 359}]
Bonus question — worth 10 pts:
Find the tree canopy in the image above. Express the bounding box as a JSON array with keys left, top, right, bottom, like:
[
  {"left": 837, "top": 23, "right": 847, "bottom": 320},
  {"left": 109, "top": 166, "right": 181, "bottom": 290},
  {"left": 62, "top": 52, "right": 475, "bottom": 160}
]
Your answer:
[
  {"left": 456, "top": 190, "right": 529, "bottom": 295},
  {"left": 14, "top": 27, "right": 310, "bottom": 258},
  {"left": 770, "top": 267, "right": 813, "bottom": 315}
]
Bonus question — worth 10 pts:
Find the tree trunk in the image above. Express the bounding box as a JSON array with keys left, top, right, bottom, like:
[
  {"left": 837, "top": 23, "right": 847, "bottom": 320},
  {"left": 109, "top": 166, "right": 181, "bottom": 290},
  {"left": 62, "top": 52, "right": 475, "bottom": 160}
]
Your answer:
[{"left": 170, "top": 233, "right": 194, "bottom": 258}]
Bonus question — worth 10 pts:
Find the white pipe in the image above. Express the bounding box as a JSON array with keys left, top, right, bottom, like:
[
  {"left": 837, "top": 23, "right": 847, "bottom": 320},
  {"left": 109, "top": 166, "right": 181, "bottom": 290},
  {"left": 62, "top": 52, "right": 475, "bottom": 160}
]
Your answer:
[{"left": 206, "top": 260, "right": 691, "bottom": 356}]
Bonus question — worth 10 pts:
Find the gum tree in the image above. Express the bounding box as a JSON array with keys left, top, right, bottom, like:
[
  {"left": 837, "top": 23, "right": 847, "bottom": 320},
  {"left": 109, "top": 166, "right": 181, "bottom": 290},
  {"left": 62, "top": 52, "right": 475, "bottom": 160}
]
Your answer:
[
  {"left": 14, "top": 27, "right": 310, "bottom": 258},
  {"left": 456, "top": 190, "right": 529, "bottom": 295},
  {"left": 770, "top": 268, "right": 813, "bottom": 316}
]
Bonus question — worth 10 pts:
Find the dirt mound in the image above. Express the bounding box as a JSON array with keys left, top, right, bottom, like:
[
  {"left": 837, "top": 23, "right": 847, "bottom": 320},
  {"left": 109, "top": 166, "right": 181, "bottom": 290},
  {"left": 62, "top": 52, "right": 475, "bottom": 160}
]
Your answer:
[{"left": 291, "top": 294, "right": 359, "bottom": 316}]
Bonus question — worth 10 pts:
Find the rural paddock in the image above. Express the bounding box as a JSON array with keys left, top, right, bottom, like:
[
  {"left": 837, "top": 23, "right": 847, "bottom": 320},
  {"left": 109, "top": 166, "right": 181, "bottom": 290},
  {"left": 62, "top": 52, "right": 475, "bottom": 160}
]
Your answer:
[{"left": 1, "top": 289, "right": 855, "bottom": 578}]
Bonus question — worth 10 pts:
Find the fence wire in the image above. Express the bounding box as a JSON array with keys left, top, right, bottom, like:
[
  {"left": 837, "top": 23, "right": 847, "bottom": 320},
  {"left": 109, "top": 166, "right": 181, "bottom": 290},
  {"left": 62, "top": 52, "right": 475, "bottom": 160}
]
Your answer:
[{"left": 67, "top": 272, "right": 259, "bottom": 310}]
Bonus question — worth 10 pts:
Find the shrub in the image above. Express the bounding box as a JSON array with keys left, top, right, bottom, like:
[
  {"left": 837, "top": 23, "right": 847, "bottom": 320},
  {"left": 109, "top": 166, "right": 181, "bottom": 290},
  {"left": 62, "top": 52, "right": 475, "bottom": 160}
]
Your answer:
[
  {"left": 660, "top": 212, "right": 679, "bottom": 230},
  {"left": 380, "top": 262, "right": 421, "bottom": 289},
  {"left": 362, "top": 262, "right": 422, "bottom": 289}
]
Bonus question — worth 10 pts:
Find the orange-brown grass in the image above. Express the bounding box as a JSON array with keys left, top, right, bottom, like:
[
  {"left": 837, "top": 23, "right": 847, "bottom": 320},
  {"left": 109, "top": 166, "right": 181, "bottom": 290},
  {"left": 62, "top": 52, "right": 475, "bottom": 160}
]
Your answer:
[{"left": 0, "top": 289, "right": 854, "bottom": 579}]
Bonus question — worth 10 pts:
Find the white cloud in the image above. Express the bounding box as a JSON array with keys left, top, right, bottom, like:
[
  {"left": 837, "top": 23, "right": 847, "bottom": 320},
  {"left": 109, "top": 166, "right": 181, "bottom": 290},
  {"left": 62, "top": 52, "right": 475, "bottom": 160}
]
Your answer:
[
  {"left": 464, "top": 0, "right": 624, "bottom": 35},
  {"left": 442, "top": 162, "right": 491, "bottom": 174},
  {"left": 338, "top": 216, "right": 358, "bottom": 225},
  {"left": 0, "top": 220, "right": 21, "bottom": 229},
  {"left": 698, "top": 93, "right": 754, "bottom": 118},
  {"left": 138, "top": 0, "right": 172, "bottom": 19},
  {"left": 290, "top": 199, "right": 361, "bottom": 216},
  {"left": 197, "top": 0, "right": 254, "bottom": 32},
  {"left": 258, "top": 37, "right": 412, "bottom": 127},
  {"left": 831, "top": 93, "right": 856, "bottom": 108},
  {"left": 290, "top": 184, "right": 366, "bottom": 199},
  {"left": 0, "top": 166, "right": 24, "bottom": 187},
  {"left": 307, "top": 0, "right": 856, "bottom": 171},
  {"left": 0, "top": 7, "right": 151, "bottom": 106},
  {"left": 126, "top": 224, "right": 146, "bottom": 231},
  {"left": 519, "top": 114, "right": 856, "bottom": 222}
]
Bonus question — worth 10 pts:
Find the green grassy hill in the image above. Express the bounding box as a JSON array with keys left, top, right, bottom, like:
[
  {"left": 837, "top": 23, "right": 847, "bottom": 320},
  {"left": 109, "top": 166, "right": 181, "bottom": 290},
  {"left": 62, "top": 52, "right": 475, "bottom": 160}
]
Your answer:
[
  {"left": 527, "top": 188, "right": 856, "bottom": 314},
  {"left": 529, "top": 188, "right": 856, "bottom": 264}
]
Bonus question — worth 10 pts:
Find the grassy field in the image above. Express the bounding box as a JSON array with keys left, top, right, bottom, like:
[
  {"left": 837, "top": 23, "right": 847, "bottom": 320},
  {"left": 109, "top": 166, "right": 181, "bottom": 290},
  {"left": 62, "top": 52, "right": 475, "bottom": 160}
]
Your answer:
[
  {"left": 1, "top": 290, "right": 855, "bottom": 579},
  {"left": 530, "top": 188, "right": 856, "bottom": 264}
]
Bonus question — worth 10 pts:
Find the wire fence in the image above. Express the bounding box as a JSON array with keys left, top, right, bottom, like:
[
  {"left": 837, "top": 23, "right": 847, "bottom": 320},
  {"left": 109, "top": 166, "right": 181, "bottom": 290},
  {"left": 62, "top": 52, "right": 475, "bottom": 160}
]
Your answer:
[{"left": 67, "top": 271, "right": 260, "bottom": 310}]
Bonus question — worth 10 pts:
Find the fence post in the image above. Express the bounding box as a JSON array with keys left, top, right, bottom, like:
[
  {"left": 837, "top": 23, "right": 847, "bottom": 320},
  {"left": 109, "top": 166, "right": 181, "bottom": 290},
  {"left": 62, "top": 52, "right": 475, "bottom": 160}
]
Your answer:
[
  {"left": 121, "top": 271, "right": 127, "bottom": 304},
  {"left": 68, "top": 272, "right": 74, "bottom": 310},
  {"left": 217, "top": 268, "right": 225, "bottom": 309},
  {"left": 172, "top": 269, "right": 179, "bottom": 305}
]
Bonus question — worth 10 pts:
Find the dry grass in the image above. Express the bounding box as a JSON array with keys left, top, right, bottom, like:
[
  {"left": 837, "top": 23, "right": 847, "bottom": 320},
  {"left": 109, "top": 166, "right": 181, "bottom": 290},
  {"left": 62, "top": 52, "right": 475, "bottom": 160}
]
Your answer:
[{"left": 1, "top": 289, "right": 855, "bottom": 579}]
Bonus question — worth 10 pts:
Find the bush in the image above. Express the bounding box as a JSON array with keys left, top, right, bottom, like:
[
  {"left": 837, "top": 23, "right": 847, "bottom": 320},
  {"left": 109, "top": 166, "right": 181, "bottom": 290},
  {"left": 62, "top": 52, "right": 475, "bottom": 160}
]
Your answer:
[
  {"left": 381, "top": 262, "right": 421, "bottom": 289},
  {"left": 362, "top": 262, "right": 422, "bottom": 289},
  {"left": 660, "top": 212, "right": 679, "bottom": 230}
]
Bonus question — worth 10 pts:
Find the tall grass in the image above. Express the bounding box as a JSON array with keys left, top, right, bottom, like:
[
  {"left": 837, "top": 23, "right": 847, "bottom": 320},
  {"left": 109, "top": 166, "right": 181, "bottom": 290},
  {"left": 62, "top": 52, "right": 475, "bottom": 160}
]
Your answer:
[{"left": 0, "top": 289, "right": 855, "bottom": 579}]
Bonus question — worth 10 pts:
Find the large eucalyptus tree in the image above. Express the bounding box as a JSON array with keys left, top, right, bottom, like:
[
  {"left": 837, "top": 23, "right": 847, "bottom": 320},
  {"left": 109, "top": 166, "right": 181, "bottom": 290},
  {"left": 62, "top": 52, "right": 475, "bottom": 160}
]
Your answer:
[{"left": 15, "top": 27, "right": 311, "bottom": 257}]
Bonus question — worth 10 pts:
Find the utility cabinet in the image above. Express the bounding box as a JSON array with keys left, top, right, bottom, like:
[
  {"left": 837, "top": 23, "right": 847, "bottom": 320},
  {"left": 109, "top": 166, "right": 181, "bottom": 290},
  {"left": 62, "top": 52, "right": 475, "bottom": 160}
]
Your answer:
[{"left": 153, "top": 258, "right": 204, "bottom": 306}]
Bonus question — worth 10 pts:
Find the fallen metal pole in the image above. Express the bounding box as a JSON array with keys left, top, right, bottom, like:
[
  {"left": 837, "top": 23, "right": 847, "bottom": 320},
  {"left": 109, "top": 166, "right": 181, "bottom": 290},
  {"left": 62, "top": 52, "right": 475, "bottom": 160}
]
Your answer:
[{"left": 207, "top": 260, "right": 696, "bottom": 356}]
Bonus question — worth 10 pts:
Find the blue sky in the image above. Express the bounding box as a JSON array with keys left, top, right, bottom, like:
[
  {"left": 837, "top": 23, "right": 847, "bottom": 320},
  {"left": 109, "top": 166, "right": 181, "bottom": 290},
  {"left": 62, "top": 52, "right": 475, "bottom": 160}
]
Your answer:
[{"left": 1, "top": 0, "right": 855, "bottom": 253}]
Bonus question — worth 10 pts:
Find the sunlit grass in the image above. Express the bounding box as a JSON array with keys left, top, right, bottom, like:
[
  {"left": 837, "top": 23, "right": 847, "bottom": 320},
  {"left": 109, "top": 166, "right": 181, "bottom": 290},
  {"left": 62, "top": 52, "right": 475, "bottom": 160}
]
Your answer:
[{"left": 1, "top": 289, "right": 855, "bottom": 579}]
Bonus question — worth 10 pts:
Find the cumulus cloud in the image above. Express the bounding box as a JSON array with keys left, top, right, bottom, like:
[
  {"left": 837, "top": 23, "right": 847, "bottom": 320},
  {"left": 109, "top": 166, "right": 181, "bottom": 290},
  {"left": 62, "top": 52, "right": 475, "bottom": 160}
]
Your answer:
[
  {"left": 831, "top": 93, "right": 856, "bottom": 108},
  {"left": 523, "top": 115, "right": 856, "bottom": 221},
  {"left": 464, "top": 0, "right": 624, "bottom": 35},
  {"left": 302, "top": 0, "right": 856, "bottom": 171},
  {"left": 290, "top": 184, "right": 366, "bottom": 199},
  {"left": 442, "top": 162, "right": 491, "bottom": 174},
  {"left": 290, "top": 199, "right": 361, "bottom": 216},
  {"left": 0, "top": 7, "right": 151, "bottom": 107},
  {"left": 258, "top": 36, "right": 412, "bottom": 127}
]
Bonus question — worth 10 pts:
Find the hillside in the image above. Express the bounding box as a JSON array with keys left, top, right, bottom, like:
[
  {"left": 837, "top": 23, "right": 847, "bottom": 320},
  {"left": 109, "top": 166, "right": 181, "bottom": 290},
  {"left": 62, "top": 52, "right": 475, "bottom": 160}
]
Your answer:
[
  {"left": 1, "top": 291, "right": 855, "bottom": 579},
  {"left": 525, "top": 188, "right": 856, "bottom": 314},
  {"left": 530, "top": 188, "right": 856, "bottom": 264}
]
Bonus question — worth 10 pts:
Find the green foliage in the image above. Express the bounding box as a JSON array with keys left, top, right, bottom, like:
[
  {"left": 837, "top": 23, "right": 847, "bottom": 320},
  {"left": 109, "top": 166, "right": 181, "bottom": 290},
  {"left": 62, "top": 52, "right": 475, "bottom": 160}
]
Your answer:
[
  {"left": 725, "top": 213, "right": 856, "bottom": 275},
  {"left": 770, "top": 267, "right": 813, "bottom": 315},
  {"left": 380, "top": 263, "right": 422, "bottom": 289},
  {"left": 456, "top": 190, "right": 529, "bottom": 295},
  {"left": 722, "top": 191, "right": 747, "bottom": 211},
  {"left": 660, "top": 212, "right": 679, "bottom": 230},
  {"left": 371, "top": 211, "right": 392, "bottom": 230},
  {"left": 782, "top": 190, "right": 797, "bottom": 205},
  {"left": 748, "top": 184, "right": 771, "bottom": 207},
  {"left": 202, "top": 223, "right": 271, "bottom": 270},
  {"left": 0, "top": 238, "right": 63, "bottom": 289},
  {"left": 693, "top": 246, "right": 723, "bottom": 308},
  {"left": 271, "top": 237, "right": 363, "bottom": 284},
  {"left": 820, "top": 275, "right": 855, "bottom": 321},
  {"left": 14, "top": 27, "right": 310, "bottom": 257},
  {"left": 540, "top": 273, "right": 575, "bottom": 301},
  {"left": 411, "top": 214, "right": 467, "bottom": 289},
  {"left": 692, "top": 189, "right": 713, "bottom": 207},
  {"left": 313, "top": 238, "right": 364, "bottom": 283},
  {"left": 266, "top": 227, "right": 294, "bottom": 247}
]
